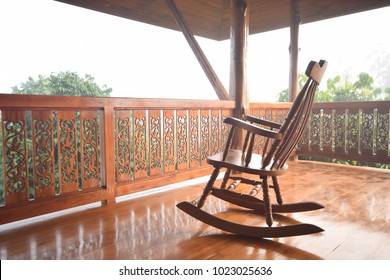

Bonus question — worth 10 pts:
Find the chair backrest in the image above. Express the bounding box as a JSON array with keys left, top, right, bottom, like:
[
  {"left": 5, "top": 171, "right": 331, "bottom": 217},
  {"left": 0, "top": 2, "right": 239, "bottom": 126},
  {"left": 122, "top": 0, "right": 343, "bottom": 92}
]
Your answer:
[{"left": 262, "top": 60, "right": 328, "bottom": 170}]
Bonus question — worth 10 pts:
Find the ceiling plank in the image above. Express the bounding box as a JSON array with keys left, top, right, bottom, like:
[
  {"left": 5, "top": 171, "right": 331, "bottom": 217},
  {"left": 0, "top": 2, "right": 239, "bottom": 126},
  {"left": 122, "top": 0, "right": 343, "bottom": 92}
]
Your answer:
[{"left": 55, "top": 0, "right": 390, "bottom": 41}]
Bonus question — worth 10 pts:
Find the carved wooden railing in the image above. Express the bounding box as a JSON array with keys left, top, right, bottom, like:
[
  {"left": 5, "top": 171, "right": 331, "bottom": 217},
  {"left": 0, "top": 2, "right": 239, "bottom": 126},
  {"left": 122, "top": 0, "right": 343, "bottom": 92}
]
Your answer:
[
  {"left": 1, "top": 96, "right": 389, "bottom": 225},
  {"left": 249, "top": 101, "right": 390, "bottom": 165},
  {"left": 114, "top": 100, "right": 233, "bottom": 196},
  {"left": 299, "top": 101, "right": 390, "bottom": 164},
  {"left": 0, "top": 94, "right": 234, "bottom": 224}
]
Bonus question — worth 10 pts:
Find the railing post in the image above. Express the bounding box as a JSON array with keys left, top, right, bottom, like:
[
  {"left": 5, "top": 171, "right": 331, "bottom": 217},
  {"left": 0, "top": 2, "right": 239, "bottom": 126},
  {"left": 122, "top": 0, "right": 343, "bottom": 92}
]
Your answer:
[
  {"left": 288, "top": 0, "right": 301, "bottom": 102},
  {"left": 101, "top": 105, "right": 116, "bottom": 205}
]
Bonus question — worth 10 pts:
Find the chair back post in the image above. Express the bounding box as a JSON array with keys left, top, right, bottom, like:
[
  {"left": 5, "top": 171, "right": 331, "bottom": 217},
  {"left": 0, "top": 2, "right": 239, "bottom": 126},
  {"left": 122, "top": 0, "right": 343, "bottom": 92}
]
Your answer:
[
  {"left": 275, "top": 82, "right": 316, "bottom": 168},
  {"left": 262, "top": 60, "right": 328, "bottom": 169},
  {"left": 222, "top": 126, "right": 236, "bottom": 161}
]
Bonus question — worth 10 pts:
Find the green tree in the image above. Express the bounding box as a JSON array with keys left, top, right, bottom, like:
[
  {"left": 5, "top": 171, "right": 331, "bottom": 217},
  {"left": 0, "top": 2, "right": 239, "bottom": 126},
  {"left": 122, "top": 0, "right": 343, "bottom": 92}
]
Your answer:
[
  {"left": 384, "top": 87, "right": 390, "bottom": 100},
  {"left": 12, "top": 71, "right": 112, "bottom": 97},
  {"left": 277, "top": 72, "right": 383, "bottom": 102},
  {"left": 353, "top": 72, "right": 381, "bottom": 101},
  {"left": 276, "top": 89, "right": 288, "bottom": 102},
  {"left": 322, "top": 75, "right": 357, "bottom": 102},
  {"left": 276, "top": 73, "right": 308, "bottom": 102}
]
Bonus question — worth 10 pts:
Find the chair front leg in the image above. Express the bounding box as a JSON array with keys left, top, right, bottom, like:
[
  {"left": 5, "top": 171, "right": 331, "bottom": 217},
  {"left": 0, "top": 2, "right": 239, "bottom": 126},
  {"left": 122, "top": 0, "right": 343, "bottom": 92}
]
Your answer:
[
  {"left": 220, "top": 168, "right": 232, "bottom": 189},
  {"left": 197, "top": 167, "right": 220, "bottom": 208},
  {"left": 261, "top": 177, "right": 273, "bottom": 227},
  {"left": 272, "top": 176, "right": 283, "bottom": 205}
]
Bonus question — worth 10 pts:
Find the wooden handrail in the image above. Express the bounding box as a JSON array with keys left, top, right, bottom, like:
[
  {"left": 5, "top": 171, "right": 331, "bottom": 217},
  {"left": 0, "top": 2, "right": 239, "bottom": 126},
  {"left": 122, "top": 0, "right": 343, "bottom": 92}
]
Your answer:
[{"left": 0, "top": 94, "right": 235, "bottom": 109}]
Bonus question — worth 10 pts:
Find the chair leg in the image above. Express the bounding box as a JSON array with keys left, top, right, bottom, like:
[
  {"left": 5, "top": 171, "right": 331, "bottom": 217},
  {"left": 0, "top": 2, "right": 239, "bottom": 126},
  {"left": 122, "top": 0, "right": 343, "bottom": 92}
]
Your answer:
[
  {"left": 261, "top": 177, "right": 273, "bottom": 227},
  {"left": 220, "top": 168, "right": 232, "bottom": 189},
  {"left": 272, "top": 176, "right": 283, "bottom": 205},
  {"left": 197, "top": 167, "right": 220, "bottom": 208}
]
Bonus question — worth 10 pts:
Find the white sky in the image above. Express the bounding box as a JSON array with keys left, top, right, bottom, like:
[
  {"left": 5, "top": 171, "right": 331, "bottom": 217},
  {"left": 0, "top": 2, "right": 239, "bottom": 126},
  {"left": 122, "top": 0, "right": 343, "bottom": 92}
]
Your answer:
[{"left": 1, "top": 0, "right": 389, "bottom": 101}]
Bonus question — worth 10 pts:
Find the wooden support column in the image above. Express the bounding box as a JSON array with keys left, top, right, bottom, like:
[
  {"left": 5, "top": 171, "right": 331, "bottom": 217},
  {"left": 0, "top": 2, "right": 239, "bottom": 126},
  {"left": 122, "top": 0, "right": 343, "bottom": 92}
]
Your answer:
[
  {"left": 229, "top": 0, "right": 249, "bottom": 119},
  {"left": 229, "top": 0, "right": 249, "bottom": 149},
  {"left": 288, "top": 0, "right": 301, "bottom": 101},
  {"left": 166, "top": 0, "right": 229, "bottom": 100}
]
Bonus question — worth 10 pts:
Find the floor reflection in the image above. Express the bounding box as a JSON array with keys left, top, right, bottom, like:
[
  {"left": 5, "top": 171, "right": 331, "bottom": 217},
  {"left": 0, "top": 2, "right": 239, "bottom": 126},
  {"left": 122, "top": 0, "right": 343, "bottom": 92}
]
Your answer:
[
  {"left": 0, "top": 161, "right": 390, "bottom": 259},
  {"left": 173, "top": 234, "right": 323, "bottom": 260}
]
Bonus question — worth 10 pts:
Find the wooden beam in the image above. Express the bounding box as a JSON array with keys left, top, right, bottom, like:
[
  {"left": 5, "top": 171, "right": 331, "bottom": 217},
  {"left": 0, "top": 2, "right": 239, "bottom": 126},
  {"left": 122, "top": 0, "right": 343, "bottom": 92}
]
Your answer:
[
  {"left": 288, "top": 0, "right": 301, "bottom": 101},
  {"left": 229, "top": 0, "right": 249, "bottom": 150},
  {"left": 229, "top": 0, "right": 249, "bottom": 119},
  {"left": 166, "top": 0, "right": 230, "bottom": 100}
]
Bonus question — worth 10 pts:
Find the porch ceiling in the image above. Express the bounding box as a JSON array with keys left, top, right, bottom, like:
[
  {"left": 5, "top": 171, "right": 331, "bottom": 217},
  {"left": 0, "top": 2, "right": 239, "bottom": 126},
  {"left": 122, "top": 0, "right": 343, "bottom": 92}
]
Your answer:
[{"left": 55, "top": 0, "right": 390, "bottom": 41}]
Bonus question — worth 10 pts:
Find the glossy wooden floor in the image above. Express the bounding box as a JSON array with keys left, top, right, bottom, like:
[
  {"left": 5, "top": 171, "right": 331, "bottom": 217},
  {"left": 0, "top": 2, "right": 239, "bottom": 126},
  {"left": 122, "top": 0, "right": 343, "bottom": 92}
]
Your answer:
[{"left": 1, "top": 160, "right": 390, "bottom": 260}]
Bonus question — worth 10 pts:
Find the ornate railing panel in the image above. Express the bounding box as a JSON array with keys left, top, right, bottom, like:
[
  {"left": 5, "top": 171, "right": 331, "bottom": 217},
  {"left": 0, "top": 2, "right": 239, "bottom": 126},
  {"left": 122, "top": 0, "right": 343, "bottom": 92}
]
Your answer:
[
  {"left": 299, "top": 102, "right": 390, "bottom": 164},
  {"left": 114, "top": 108, "right": 232, "bottom": 191},
  {"left": 0, "top": 107, "right": 103, "bottom": 211},
  {"left": 249, "top": 101, "right": 390, "bottom": 165}
]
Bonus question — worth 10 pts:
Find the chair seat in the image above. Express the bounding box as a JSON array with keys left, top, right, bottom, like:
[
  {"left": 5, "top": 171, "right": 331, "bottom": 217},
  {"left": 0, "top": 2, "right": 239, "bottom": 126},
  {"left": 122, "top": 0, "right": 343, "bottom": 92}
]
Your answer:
[{"left": 207, "top": 149, "right": 288, "bottom": 176}]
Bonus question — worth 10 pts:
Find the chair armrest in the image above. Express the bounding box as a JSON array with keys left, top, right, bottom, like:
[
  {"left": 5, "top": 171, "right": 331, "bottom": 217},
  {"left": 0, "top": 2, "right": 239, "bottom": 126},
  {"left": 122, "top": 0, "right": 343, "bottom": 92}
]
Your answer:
[
  {"left": 244, "top": 115, "right": 282, "bottom": 130},
  {"left": 224, "top": 117, "right": 283, "bottom": 139}
]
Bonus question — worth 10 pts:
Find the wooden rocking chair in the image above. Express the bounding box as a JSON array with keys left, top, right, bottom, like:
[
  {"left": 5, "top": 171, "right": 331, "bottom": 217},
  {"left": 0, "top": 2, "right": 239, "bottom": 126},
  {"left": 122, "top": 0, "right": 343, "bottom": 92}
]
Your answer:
[{"left": 177, "top": 60, "right": 328, "bottom": 238}]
